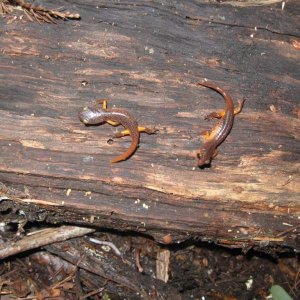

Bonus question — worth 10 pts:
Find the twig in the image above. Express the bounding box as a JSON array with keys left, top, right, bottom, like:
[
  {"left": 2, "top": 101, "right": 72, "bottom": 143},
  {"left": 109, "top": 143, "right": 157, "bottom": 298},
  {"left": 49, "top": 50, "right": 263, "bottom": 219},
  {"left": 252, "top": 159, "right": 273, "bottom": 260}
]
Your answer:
[
  {"left": 46, "top": 242, "right": 149, "bottom": 299},
  {"left": 3, "top": 0, "right": 80, "bottom": 23},
  {"left": 16, "top": 0, "right": 80, "bottom": 23},
  {"left": 275, "top": 225, "right": 300, "bottom": 237},
  {"left": 0, "top": 226, "right": 95, "bottom": 260},
  {"left": 135, "top": 249, "right": 144, "bottom": 273},
  {"left": 89, "top": 238, "right": 123, "bottom": 258},
  {"left": 0, "top": 0, "right": 12, "bottom": 15},
  {"left": 292, "top": 267, "right": 300, "bottom": 292},
  {"left": 79, "top": 288, "right": 104, "bottom": 300}
]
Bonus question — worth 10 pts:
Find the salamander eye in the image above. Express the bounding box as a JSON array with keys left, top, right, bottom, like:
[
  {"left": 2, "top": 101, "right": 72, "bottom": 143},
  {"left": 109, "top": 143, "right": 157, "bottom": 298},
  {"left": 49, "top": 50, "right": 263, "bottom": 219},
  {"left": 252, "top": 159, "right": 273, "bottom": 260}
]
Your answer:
[{"left": 197, "top": 152, "right": 204, "bottom": 159}]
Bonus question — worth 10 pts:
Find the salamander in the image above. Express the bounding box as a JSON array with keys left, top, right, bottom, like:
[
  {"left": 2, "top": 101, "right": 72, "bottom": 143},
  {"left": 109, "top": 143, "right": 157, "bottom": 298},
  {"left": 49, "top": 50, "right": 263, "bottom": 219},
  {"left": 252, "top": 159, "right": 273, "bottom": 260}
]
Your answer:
[
  {"left": 79, "top": 99, "right": 156, "bottom": 163},
  {"left": 197, "top": 81, "right": 245, "bottom": 167}
]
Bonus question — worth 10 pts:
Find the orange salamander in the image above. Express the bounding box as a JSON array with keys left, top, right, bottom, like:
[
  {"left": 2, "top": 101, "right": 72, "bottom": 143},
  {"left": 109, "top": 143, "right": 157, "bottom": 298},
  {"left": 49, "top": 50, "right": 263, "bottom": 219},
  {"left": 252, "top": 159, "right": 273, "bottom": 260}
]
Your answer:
[
  {"left": 197, "top": 81, "right": 245, "bottom": 167},
  {"left": 79, "top": 99, "right": 156, "bottom": 163}
]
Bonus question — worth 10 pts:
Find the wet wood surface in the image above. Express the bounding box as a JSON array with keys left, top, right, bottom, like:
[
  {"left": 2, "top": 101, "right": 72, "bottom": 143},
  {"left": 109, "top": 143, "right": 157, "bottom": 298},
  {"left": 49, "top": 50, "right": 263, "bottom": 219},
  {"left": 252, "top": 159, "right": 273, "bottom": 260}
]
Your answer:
[{"left": 0, "top": 0, "right": 299, "bottom": 249}]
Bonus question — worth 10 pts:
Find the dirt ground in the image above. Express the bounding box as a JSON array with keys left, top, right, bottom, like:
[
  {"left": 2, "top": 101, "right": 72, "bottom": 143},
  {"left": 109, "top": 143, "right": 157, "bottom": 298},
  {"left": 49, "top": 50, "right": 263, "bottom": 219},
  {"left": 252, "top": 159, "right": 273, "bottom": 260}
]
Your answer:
[{"left": 0, "top": 229, "right": 299, "bottom": 300}]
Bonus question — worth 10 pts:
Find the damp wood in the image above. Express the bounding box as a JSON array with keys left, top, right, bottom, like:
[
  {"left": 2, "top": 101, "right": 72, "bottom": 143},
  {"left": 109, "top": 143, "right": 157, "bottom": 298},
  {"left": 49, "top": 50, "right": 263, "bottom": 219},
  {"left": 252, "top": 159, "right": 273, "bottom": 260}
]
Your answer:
[{"left": 0, "top": 0, "right": 299, "bottom": 250}]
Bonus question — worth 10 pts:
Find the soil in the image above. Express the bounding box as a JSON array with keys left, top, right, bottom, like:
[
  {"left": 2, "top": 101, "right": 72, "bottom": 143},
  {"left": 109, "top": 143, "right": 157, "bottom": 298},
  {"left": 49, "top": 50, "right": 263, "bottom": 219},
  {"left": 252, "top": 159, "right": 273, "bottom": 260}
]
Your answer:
[{"left": 0, "top": 228, "right": 299, "bottom": 300}]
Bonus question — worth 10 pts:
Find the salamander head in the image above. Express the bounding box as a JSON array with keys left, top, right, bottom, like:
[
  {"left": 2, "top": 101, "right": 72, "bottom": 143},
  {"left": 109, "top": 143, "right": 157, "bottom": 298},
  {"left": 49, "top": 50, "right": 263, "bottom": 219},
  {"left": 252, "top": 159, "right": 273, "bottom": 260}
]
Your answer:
[
  {"left": 79, "top": 106, "right": 105, "bottom": 125},
  {"left": 196, "top": 146, "right": 215, "bottom": 167}
]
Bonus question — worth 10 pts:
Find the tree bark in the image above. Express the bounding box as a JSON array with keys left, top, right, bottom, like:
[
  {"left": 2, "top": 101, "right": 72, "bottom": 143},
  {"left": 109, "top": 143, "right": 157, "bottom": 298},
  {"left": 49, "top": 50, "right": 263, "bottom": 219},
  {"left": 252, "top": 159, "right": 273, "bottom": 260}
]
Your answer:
[{"left": 0, "top": 0, "right": 299, "bottom": 250}]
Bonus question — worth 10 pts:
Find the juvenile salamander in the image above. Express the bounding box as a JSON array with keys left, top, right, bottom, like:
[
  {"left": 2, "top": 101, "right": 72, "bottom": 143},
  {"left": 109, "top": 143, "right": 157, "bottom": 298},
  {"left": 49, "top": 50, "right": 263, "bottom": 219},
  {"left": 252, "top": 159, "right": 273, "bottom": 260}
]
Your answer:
[
  {"left": 79, "top": 99, "right": 156, "bottom": 163},
  {"left": 197, "top": 82, "right": 245, "bottom": 167}
]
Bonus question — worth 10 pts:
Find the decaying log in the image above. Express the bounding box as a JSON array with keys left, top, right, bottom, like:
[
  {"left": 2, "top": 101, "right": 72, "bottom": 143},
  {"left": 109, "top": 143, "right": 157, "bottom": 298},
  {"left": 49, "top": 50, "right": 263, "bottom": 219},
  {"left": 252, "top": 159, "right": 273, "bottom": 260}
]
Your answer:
[{"left": 0, "top": 0, "right": 299, "bottom": 250}]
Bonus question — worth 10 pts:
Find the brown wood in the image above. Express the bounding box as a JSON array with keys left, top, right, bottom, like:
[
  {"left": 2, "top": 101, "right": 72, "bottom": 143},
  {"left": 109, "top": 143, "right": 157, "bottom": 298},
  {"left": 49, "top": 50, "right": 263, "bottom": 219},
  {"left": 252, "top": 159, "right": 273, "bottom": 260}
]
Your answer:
[{"left": 0, "top": 0, "right": 299, "bottom": 249}]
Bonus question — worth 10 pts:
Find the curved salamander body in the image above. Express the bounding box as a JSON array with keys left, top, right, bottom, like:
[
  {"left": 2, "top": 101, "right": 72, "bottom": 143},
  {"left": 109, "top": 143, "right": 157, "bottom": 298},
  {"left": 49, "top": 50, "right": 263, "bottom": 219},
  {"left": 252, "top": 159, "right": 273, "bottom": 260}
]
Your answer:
[
  {"left": 197, "top": 82, "right": 245, "bottom": 167},
  {"left": 79, "top": 100, "right": 156, "bottom": 163}
]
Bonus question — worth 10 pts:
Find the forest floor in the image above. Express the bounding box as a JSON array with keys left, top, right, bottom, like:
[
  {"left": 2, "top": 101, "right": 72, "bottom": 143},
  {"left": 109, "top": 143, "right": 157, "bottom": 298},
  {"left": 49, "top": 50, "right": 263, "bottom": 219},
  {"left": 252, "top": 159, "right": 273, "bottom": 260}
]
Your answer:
[{"left": 0, "top": 229, "right": 298, "bottom": 300}]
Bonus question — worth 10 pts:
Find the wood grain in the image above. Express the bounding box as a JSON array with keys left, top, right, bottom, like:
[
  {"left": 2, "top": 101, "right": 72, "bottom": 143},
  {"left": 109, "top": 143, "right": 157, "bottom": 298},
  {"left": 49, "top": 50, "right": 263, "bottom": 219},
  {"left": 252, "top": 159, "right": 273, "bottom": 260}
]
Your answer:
[{"left": 0, "top": 0, "right": 299, "bottom": 249}]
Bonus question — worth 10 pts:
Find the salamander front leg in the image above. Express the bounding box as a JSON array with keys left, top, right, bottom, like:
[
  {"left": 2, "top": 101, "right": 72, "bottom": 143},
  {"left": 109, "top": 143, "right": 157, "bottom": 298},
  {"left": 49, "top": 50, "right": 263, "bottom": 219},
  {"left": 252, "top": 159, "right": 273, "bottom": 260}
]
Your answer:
[
  {"left": 234, "top": 99, "right": 245, "bottom": 115},
  {"left": 200, "top": 130, "right": 211, "bottom": 141},
  {"left": 95, "top": 99, "right": 108, "bottom": 109},
  {"left": 106, "top": 120, "right": 120, "bottom": 127},
  {"left": 205, "top": 99, "right": 245, "bottom": 119}
]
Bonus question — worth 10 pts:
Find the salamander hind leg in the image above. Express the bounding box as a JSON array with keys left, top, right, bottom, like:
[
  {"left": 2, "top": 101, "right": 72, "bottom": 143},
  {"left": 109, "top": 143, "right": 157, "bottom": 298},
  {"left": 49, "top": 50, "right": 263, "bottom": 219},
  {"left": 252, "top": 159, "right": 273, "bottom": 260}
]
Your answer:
[
  {"left": 205, "top": 111, "right": 225, "bottom": 120},
  {"left": 114, "top": 128, "right": 131, "bottom": 138},
  {"left": 114, "top": 126, "right": 157, "bottom": 138},
  {"left": 138, "top": 126, "right": 158, "bottom": 135}
]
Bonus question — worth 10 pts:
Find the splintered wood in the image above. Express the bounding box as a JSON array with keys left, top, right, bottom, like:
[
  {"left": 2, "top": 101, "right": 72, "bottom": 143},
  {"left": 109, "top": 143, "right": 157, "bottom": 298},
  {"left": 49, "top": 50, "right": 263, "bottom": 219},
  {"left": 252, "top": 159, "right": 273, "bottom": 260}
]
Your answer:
[
  {"left": 156, "top": 248, "right": 171, "bottom": 283},
  {"left": 0, "top": 0, "right": 80, "bottom": 23}
]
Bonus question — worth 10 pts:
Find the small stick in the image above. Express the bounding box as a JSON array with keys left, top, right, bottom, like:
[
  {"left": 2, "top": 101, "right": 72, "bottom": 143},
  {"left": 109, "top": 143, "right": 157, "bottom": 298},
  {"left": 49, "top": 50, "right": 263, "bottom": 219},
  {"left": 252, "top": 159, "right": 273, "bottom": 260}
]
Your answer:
[{"left": 89, "top": 238, "right": 123, "bottom": 258}]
